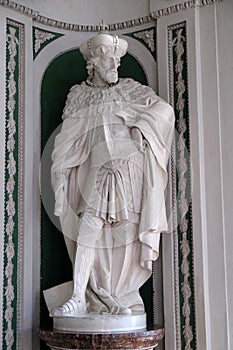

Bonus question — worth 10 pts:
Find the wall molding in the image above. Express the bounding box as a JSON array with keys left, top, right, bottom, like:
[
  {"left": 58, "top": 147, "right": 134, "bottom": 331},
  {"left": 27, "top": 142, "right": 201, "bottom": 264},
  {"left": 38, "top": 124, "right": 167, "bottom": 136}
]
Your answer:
[
  {"left": 168, "top": 21, "right": 196, "bottom": 350},
  {"left": 4, "top": 18, "right": 25, "bottom": 350},
  {"left": 0, "top": 0, "right": 222, "bottom": 33}
]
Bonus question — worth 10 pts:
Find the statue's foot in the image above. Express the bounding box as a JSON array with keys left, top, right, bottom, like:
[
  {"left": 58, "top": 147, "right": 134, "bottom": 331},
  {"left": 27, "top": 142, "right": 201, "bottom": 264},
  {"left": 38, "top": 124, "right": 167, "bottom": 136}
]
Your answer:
[
  {"left": 109, "top": 305, "right": 132, "bottom": 315},
  {"left": 110, "top": 307, "right": 132, "bottom": 315},
  {"left": 51, "top": 295, "right": 86, "bottom": 317},
  {"left": 98, "top": 294, "right": 132, "bottom": 315}
]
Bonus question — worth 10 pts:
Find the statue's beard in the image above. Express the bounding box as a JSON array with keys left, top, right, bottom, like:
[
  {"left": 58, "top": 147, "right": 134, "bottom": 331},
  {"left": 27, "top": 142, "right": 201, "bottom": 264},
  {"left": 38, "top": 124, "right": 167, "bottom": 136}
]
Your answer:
[{"left": 97, "top": 67, "right": 119, "bottom": 84}]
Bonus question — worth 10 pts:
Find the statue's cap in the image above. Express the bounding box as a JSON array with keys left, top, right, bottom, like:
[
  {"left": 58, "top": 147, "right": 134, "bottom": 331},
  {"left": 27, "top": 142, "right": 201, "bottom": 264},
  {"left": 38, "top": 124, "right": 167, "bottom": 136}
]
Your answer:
[{"left": 79, "top": 33, "right": 128, "bottom": 60}]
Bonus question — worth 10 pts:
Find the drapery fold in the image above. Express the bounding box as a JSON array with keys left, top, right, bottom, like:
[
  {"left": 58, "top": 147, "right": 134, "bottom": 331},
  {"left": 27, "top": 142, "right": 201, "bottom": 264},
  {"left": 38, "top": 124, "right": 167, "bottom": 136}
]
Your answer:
[{"left": 47, "top": 78, "right": 174, "bottom": 313}]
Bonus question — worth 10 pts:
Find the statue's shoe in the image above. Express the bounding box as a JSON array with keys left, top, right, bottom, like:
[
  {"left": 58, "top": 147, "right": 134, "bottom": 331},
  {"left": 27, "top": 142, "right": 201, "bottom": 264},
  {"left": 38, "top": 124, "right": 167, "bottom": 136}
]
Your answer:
[
  {"left": 109, "top": 305, "right": 132, "bottom": 315},
  {"left": 51, "top": 296, "right": 87, "bottom": 317}
]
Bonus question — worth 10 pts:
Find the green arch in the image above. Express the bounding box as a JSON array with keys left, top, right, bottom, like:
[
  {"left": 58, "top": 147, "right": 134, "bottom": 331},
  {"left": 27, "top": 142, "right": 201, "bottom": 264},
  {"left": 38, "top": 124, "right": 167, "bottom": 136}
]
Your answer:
[{"left": 40, "top": 49, "right": 153, "bottom": 335}]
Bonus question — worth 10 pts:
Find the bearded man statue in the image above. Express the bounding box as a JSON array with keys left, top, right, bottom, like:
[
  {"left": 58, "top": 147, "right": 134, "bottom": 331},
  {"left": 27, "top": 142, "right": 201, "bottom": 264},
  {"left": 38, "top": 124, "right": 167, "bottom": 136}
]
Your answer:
[{"left": 47, "top": 32, "right": 174, "bottom": 325}]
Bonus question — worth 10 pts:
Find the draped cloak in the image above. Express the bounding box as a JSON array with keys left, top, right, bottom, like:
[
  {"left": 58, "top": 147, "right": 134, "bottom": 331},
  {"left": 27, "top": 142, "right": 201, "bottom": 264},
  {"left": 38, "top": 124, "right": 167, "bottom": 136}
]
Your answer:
[{"left": 46, "top": 78, "right": 174, "bottom": 313}]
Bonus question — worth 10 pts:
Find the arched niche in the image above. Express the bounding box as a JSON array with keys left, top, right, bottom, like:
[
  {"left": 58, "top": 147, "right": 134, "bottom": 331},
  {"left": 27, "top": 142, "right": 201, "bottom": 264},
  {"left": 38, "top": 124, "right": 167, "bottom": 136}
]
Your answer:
[{"left": 39, "top": 48, "right": 156, "bottom": 337}]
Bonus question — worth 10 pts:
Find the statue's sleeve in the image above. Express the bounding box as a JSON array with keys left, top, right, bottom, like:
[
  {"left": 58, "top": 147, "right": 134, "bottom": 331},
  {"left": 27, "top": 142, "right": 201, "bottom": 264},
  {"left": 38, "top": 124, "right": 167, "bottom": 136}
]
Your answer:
[
  {"left": 51, "top": 85, "right": 92, "bottom": 216},
  {"left": 116, "top": 88, "right": 175, "bottom": 265},
  {"left": 51, "top": 117, "right": 89, "bottom": 216},
  {"left": 116, "top": 91, "right": 175, "bottom": 179}
]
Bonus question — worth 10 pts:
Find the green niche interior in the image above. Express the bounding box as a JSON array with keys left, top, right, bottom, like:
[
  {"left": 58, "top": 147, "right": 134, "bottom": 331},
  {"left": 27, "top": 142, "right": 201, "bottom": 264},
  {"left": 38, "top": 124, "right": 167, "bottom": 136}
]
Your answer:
[{"left": 40, "top": 48, "right": 153, "bottom": 335}]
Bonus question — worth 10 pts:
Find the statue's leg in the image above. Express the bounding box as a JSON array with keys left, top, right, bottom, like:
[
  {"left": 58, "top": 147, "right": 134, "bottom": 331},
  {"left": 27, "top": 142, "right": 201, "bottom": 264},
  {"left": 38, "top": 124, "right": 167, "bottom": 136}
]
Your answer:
[
  {"left": 64, "top": 236, "right": 76, "bottom": 265},
  {"left": 88, "top": 225, "right": 132, "bottom": 315},
  {"left": 51, "top": 214, "right": 104, "bottom": 317}
]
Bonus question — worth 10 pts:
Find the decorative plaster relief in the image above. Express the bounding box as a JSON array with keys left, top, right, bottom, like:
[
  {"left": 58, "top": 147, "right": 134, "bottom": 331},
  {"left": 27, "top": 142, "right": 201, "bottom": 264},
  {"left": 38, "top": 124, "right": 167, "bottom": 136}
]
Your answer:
[
  {"left": 133, "top": 29, "right": 155, "bottom": 53},
  {"left": 34, "top": 28, "right": 54, "bottom": 53},
  {"left": 125, "top": 27, "right": 157, "bottom": 62},
  {"left": 4, "top": 19, "right": 24, "bottom": 350},
  {"left": 33, "top": 27, "right": 63, "bottom": 59},
  {"left": 151, "top": 0, "right": 222, "bottom": 19},
  {"left": 168, "top": 22, "right": 196, "bottom": 350},
  {"left": 0, "top": 0, "right": 222, "bottom": 32}
]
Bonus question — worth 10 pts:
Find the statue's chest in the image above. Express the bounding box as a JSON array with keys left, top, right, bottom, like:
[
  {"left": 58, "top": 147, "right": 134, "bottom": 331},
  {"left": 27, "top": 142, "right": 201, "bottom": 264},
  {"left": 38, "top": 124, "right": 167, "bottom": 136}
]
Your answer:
[
  {"left": 88, "top": 114, "right": 138, "bottom": 168},
  {"left": 92, "top": 113, "right": 132, "bottom": 145}
]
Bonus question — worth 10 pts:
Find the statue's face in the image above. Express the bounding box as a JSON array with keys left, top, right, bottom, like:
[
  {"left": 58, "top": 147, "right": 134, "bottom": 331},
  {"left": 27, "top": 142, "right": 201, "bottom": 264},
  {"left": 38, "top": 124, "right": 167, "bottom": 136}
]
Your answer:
[{"left": 95, "top": 55, "right": 121, "bottom": 84}]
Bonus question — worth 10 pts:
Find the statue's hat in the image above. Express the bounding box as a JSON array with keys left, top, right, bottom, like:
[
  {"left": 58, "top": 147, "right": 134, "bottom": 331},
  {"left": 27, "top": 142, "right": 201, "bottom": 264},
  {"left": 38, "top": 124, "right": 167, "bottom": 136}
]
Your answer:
[{"left": 80, "top": 32, "right": 128, "bottom": 60}]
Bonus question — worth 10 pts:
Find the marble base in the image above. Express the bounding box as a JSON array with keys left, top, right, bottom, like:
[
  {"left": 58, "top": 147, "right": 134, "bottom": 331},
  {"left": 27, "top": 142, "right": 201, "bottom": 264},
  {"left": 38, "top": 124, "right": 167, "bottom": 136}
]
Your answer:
[
  {"left": 53, "top": 312, "right": 146, "bottom": 333},
  {"left": 40, "top": 325, "right": 164, "bottom": 349}
]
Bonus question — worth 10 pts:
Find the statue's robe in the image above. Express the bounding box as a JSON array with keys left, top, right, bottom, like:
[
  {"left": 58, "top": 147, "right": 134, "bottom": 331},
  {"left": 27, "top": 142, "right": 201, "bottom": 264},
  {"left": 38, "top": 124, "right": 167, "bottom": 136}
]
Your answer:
[{"left": 46, "top": 78, "right": 174, "bottom": 313}]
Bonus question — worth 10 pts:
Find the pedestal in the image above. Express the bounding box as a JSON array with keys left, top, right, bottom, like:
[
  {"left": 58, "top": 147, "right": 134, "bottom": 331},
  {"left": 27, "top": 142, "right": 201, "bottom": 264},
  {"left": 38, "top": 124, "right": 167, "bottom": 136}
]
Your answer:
[
  {"left": 53, "top": 312, "right": 146, "bottom": 333},
  {"left": 40, "top": 325, "right": 164, "bottom": 349}
]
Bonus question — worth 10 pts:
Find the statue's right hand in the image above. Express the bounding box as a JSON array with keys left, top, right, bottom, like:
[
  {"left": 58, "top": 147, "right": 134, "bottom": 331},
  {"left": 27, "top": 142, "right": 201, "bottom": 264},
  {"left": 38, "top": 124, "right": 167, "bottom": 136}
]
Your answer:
[
  {"left": 54, "top": 190, "right": 64, "bottom": 216},
  {"left": 54, "top": 170, "right": 69, "bottom": 216},
  {"left": 54, "top": 203, "right": 63, "bottom": 216}
]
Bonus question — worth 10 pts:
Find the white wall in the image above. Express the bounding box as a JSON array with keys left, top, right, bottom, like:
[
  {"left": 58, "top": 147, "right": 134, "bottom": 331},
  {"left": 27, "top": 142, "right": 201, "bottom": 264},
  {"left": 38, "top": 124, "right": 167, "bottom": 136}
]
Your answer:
[
  {"left": 150, "top": 0, "right": 183, "bottom": 12},
  {"left": 216, "top": 0, "right": 233, "bottom": 347},
  {"left": 197, "top": 4, "right": 228, "bottom": 348},
  {"left": 14, "top": 0, "right": 150, "bottom": 24},
  {"left": 191, "top": 1, "right": 233, "bottom": 348},
  {"left": 156, "top": 1, "right": 233, "bottom": 349}
]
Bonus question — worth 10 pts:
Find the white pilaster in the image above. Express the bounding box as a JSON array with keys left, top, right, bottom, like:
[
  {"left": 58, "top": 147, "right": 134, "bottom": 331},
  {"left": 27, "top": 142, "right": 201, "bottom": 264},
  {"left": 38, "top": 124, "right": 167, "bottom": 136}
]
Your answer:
[
  {"left": 212, "top": 1, "right": 233, "bottom": 348},
  {"left": 21, "top": 12, "right": 34, "bottom": 350},
  {"left": 157, "top": 1, "right": 232, "bottom": 349},
  {"left": 195, "top": 4, "right": 230, "bottom": 349}
]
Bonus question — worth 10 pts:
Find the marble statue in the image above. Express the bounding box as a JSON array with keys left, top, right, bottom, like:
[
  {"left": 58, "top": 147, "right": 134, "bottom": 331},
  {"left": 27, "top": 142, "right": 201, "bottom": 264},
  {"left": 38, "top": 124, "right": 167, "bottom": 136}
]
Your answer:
[{"left": 47, "top": 32, "right": 174, "bottom": 322}]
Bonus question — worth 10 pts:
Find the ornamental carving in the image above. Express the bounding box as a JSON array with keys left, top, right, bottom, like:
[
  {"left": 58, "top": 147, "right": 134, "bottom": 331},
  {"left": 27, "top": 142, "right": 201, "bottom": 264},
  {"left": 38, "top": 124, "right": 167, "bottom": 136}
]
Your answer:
[
  {"left": 33, "top": 27, "right": 63, "bottom": 59},
  {"left": 0, "top": 0, "right": 223, "bottom": 32},
  {"left": 5, "top": 23, "right": 18, "bottom": 350},
  {"left": 168, "top": 22, "right": 196, "bottom": 350},
  {"left": 4, "top": 19, "right": 25, "bottom": 350},
  {"left": 134, "top": 29, "right": 155, "bottom": 53},
  {"left": 34, "top": 28, "right": 55, "bottom": 53}
]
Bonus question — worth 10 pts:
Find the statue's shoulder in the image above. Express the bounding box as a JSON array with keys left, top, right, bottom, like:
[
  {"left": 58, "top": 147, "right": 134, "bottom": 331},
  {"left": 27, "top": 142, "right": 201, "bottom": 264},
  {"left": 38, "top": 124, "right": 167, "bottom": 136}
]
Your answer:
[
  {"left": 120, "top": 78, "right": 157, "bottom": 100},
  {"left": 120, "top": 77, "right": 145, "bottom": 89},
  {"left": 66, "top": 84, "right": 83, "bottom": 100},
  {"left": 62, "top": 84, "right": 84, "bottom": 120}
]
